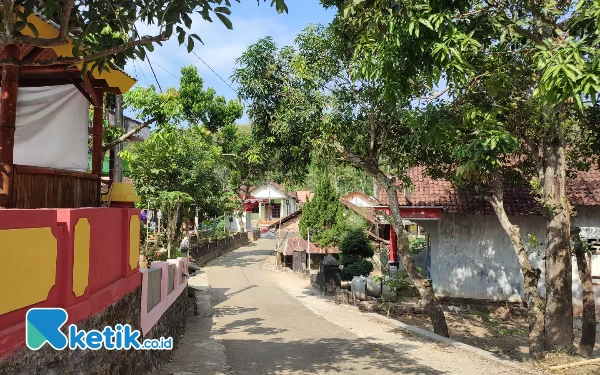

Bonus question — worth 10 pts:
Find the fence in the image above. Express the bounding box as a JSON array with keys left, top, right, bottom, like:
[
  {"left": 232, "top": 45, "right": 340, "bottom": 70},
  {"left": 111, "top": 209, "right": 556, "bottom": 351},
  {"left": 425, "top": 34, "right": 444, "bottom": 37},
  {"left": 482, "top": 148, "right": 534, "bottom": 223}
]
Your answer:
[
  {"left": 140, "top": 258, "right": 188, "bottom": 335},
  {"left": 0, "top": 207, "right": 141, "bottom": 358},
  {"left": 11, "top": 165, "right": 100, "bottom": 208},
  {"left": 188, "top": 230, "right": 259, "bottom": 265}
]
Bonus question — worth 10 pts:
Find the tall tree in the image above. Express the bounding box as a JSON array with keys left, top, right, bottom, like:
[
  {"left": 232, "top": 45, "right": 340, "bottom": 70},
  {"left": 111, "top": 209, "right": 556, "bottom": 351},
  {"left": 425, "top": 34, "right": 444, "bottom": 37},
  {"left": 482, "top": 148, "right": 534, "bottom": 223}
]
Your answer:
[
  {"left": 0, "top": 0, "right": 287, "bottom": 70},
  {"left": 333, "top": 0, "right": 600, "bottom": 353},
  {"left": 299, "top": 175, "right": 347, "bottom": 247},
  {"left": 233, "top": 22, "right": 451, "bottom": 337}
]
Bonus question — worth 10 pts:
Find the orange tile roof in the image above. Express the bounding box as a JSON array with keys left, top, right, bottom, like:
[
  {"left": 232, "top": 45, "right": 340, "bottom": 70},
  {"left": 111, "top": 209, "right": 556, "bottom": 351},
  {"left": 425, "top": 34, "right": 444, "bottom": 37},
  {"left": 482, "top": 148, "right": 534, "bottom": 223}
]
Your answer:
[{"left": 378, "top": 166, "right": 600, "bottom": 216}]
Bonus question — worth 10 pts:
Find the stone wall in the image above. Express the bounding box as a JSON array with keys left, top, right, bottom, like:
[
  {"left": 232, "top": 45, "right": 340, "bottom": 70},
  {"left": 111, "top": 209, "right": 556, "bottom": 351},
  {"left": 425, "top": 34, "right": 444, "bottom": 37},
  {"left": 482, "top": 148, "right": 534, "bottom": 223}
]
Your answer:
[
  {"left": 0, "top": 286, "right": 195, "bottom": 375},
  {"left": 189, "top": 231, "right": 255, "bottom": 266}
]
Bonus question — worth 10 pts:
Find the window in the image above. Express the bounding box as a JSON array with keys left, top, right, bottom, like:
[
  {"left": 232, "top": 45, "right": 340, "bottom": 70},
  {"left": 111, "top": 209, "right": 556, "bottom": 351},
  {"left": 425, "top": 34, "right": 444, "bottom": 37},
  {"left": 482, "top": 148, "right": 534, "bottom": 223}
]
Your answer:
[
  {"left": 272, "top": 204, "right": 281, "bottom": 218},
  {"left": 252, "top": 204, "right": 260, "bottom": 214}
]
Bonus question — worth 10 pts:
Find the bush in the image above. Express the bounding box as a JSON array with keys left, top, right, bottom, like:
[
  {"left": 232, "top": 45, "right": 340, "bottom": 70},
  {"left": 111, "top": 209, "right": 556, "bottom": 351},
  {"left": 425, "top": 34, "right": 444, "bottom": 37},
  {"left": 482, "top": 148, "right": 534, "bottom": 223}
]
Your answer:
[
  {"left": 408, "top": 235, "right": 427, "bottom": 255},
  {"left": 341, "top": 260, "right": 374, "bottom": 281},
  {"left": 141, "top": 245, "right": 168, "bottom": 267},
  {"left": 339, "top": 228, "right": 374, "bottom": 281}
]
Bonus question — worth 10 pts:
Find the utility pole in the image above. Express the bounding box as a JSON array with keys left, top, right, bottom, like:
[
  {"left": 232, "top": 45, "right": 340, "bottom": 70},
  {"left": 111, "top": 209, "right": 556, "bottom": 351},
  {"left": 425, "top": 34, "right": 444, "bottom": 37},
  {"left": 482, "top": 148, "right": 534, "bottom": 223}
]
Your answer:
[{"left": 307, "top": 228, "right": 311, "bottom": 273}]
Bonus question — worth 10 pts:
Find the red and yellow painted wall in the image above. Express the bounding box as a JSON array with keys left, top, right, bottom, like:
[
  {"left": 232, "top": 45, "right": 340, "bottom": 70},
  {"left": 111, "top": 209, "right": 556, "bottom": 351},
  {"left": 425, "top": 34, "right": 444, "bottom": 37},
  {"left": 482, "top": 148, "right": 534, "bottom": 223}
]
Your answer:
[{"left": 0, "top": 207, "right": 142, "bottom": 357}]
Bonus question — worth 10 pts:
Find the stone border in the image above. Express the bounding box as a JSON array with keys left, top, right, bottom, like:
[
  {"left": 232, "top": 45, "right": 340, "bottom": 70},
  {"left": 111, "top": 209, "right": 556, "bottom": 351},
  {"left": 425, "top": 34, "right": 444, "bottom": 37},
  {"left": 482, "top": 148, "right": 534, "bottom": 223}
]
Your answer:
[{"left": 362, "top": 311, "right": 533, "bottom": 372}]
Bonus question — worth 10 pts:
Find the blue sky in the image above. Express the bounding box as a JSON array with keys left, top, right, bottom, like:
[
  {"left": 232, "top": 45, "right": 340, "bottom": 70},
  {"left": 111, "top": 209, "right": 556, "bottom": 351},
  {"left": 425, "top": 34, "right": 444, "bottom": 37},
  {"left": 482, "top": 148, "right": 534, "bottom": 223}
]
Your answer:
[{"left": 124, "top": 0, "right": 336, "bottom": 124}]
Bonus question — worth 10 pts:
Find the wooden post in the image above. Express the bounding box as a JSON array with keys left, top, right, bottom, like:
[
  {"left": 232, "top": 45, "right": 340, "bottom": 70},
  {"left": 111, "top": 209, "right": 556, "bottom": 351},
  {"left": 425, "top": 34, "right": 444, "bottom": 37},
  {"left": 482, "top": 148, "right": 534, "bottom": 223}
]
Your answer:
[
  {"left": 0, "top": 45, "right": 20, "bottom": 209},
  {"left": 91, "top": 86, "right": 104, "bottom": 176}
]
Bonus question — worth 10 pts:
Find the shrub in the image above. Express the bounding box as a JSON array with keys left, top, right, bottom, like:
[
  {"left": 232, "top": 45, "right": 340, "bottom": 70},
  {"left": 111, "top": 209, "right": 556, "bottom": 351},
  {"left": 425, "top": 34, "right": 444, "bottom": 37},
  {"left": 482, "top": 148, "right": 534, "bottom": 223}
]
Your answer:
[
  {"left": 341, "top": 260, "right": 374, "bottom": 281},
  {"left": 408, "top": 235, "right": 427, "bottom": 255},
  {"left": 339, "top": 228, "right": 374, "bottom": 281}
]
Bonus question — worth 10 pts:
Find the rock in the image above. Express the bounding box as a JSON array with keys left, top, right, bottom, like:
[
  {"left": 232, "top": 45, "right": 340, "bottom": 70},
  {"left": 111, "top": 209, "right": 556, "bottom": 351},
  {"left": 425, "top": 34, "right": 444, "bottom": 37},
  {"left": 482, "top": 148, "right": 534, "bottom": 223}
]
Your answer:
[
  {"left": 357, "top": 300, "right": 381, "bottom": 312},
  {"left": 335, "top": 288, "right": 350, "bottom": 305}
]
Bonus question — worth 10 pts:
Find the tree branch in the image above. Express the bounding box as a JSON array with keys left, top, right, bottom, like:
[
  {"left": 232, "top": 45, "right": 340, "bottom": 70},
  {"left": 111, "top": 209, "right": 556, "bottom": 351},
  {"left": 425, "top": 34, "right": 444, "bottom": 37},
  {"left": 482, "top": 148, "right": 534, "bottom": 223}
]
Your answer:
[
  {"left": 2, "top": 0, "right": 15, "bottom": 41},
  {"left": 103, "top": 117, "right": 156, "bottom": 152},
  {"left": 419, "top": 86, "right": 449, "bottom": 101},
  {"left": 1, "top": 34, "right": 167, "bottom": 66},
  {"left": 59, "top": 0, "right": 77, "bottom": 40}
]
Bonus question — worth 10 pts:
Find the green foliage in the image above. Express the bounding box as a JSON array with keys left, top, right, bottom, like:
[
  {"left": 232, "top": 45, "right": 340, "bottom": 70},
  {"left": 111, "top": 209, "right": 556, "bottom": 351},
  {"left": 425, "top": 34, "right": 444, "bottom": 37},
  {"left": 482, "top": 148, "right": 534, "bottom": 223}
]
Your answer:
[
  {"left": 180, "top": 66, "right": 244, "bottom": 132},
  {"left": 3, "top": 1, "right": 288, "bottom": 73},
  {"left": 339, "top": 227, "right": 374, "bottom": 281},
  {"left": 287, "top": 158, "right": 374, "bottom": 196},
  {"left": 572, "top": 231, "right": 593, "bottom": 256},
  {"left": 217, "top": 124, "right": 268, "bottom": 197},
  {"left": 121, "top": 124, "right": 223, "bottom": 220},
  {"left": 299, "top": 175, "right": 348, "bottom": 247},
  {"left": 124, "top": 86, "right": 181, "bottom": 127},
  {"left": 341, "top": 260, "right": 374, "bottom": 282},
  {"left": 375, "top": 270, "right": 420, "bottom": 309},
  {"left": 141, "top": 246, "right": 168, "bottom": 267},
  {"left": 471, "top": 311, "right": 524, "bottom": 336},
  {"left": 152, "top": 191, "right": 194, "bottom": 252},
  {"left": 408, "top": 235, "right": 427, "bottom": 255}
]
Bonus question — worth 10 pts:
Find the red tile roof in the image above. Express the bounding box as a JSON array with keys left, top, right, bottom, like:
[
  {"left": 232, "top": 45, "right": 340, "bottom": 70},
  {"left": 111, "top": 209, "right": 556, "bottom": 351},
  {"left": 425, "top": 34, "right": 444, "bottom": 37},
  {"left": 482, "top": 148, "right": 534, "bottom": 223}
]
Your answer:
[
  {"left": 378, "top": 166, "right": 600, "bottom": 216},
  {"left": 295, "top": 190, "right": 314, "bottom": 203},
  {"left": 281, "top": 237, "right": 340, "bottom": 256}
]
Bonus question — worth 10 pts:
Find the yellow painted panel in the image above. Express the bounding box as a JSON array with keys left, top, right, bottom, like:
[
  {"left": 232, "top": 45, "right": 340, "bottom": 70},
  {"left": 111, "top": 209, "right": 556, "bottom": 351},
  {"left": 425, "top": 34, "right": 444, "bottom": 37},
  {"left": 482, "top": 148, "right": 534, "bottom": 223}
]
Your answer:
[
  {"left": 0, "top": 228, "right": 57, "bottom": 315},
  {"left": 72, "top": 219, "right": 90, "bottom": 297},
  {"left": 129, "top": 215, "right": 141, "bottom": 270},
  {"left": 23, "top": 14, "right": 136, "bottom": 94}
]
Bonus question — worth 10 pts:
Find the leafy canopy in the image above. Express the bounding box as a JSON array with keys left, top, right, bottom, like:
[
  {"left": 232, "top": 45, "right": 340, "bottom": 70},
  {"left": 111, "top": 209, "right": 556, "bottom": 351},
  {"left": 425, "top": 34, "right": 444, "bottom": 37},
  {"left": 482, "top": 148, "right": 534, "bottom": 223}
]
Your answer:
[{"left": 1, "top": 0, "right": 288, "bottom": 72}]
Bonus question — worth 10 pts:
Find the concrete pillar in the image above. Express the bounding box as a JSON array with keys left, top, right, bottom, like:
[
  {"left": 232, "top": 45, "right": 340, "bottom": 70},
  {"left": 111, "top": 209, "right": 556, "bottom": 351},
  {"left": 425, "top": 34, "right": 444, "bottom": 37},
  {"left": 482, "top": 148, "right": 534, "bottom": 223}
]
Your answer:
[{"left": 245, "top": 211, "right": 252, "bottom": 231}]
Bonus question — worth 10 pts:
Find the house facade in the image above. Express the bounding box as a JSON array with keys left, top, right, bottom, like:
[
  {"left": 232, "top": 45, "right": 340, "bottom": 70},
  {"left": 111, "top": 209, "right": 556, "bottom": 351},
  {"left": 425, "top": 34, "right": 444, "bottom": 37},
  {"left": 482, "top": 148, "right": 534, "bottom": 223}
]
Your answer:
[
  {"left": 378, "top": 166, "right": 600, "bottom": 315},
  {"left": 227, "top": 182, "right": 300, "bottom": 232}
]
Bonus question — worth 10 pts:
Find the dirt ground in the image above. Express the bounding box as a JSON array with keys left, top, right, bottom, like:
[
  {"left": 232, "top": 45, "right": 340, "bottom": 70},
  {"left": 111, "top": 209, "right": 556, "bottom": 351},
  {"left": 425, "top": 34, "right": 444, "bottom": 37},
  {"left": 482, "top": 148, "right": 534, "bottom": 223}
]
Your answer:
[{"left": 387, "top": 304, "right": 600, "bottom": 375}]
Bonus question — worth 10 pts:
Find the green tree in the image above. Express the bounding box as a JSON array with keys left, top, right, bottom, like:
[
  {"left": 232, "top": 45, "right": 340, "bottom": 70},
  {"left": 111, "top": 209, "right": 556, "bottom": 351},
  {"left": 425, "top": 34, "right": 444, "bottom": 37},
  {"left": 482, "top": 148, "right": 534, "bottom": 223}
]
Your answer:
[
  {"left": 121, "top": 124, "right": 223, "bottom": 221},
  {"left": 233, "top": 22, "right": 451, "bottom": 337},
  {"left": 339, "top": 227, "right": 374, "bottom": 281},
  {"left": 330, "top": 0, "right": 600, "bottom": 355},
  {"left": 299, "top": 175, "right": 347, "bottom": 247},
  {"left": 180, "top": 66, "right": 244, "bottom": 132},
  {"left": 152, "top": 191, "right": 194, "bottom": 256},
  {"left": 0, "top": 0, "right": 287, "bottom": 71}
]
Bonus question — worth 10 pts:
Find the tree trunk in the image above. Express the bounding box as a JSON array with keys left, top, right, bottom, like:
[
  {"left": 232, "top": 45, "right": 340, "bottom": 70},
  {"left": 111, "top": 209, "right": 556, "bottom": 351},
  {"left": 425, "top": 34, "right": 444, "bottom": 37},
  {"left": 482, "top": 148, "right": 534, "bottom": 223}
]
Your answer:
[
  {"left": 542, "top": 129, "right": 574, "bottom": 351},
  {"left": 486, "top": 172, "right": 545, "bottom": 358},
  {"left": 384, "top": 179, "right": 449, "bottom": 337},
  {"left": 339, "top": 148, "right": 449, "bottom": 337},
  {"left": 572, "top": 228, "right": 596, "bottom": 357}
]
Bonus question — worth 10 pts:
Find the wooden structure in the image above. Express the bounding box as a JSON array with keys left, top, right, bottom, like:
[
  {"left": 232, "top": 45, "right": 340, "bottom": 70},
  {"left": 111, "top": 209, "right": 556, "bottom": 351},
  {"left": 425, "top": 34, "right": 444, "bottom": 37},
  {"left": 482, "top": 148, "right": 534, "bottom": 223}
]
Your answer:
[{"left": 0, "top": 14, "right": 135, "bottom": 209}]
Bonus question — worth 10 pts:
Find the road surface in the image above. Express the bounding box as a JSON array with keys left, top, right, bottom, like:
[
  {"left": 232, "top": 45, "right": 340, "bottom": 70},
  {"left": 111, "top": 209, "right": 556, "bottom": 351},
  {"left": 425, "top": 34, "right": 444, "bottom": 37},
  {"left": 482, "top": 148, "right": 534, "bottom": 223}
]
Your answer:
[{"left": 158, "top": 238, "right": 534, "bottom": 375}]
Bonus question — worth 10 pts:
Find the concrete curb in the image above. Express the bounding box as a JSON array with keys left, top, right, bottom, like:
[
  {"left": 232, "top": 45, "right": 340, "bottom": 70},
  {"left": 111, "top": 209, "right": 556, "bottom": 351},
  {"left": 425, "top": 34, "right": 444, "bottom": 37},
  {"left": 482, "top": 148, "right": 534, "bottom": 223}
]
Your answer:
[{"left": 363, "top": 311, "right": 537, "bottom": 373}]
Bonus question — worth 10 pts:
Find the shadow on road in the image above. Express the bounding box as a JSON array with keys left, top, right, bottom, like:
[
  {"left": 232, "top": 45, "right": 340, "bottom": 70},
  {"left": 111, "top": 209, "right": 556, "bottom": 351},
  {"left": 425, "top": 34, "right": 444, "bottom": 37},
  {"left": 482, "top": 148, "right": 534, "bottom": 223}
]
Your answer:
[{"left": 213, "top": 337, "right": 447, "bottom": 375}]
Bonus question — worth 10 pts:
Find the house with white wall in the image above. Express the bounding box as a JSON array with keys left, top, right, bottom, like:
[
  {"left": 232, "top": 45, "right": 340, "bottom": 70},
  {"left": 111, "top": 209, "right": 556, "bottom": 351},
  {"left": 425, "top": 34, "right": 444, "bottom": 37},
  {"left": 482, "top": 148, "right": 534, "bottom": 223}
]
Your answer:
[
  {"left": 226, "top": 182, "right": 300, "bottom": 231},
  {"left": 377, "top": 166, "right": 600, "bottom": 315}
]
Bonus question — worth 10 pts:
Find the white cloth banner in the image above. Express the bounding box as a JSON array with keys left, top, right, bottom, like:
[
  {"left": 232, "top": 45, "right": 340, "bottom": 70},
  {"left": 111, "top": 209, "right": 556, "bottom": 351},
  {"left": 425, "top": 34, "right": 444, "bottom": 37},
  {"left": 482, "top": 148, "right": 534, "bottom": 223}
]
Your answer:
[{"left": 12, "top": 85, "right": 89, "bottom": 171}]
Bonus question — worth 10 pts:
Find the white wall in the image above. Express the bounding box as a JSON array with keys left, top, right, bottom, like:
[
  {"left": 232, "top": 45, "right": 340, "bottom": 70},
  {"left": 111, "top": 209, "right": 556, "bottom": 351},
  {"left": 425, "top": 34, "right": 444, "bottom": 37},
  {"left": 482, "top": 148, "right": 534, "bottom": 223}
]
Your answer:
[
  {"left": 250, "top": 185, "right": 287, "bottom": 199},
  {"left": 225, "top": 215, "right": 242, "bottom": 232},
  {"left": 418, "top": 207, "right": 600, "bottom": 310}
]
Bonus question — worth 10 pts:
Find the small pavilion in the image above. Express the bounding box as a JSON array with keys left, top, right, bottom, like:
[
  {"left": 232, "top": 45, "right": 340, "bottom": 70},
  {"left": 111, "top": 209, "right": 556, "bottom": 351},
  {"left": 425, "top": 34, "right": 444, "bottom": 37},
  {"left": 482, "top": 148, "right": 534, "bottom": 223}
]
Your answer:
[{"left": 0, "top": 13, "right": 135, "bottom": 209}]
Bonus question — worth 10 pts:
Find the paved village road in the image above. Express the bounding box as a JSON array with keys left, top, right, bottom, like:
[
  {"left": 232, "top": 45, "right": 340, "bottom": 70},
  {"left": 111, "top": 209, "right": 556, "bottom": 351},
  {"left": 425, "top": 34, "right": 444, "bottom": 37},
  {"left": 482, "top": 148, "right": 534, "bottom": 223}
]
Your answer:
[{"left": 159, "top": 238, "right": 536, "bottom": 375}]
